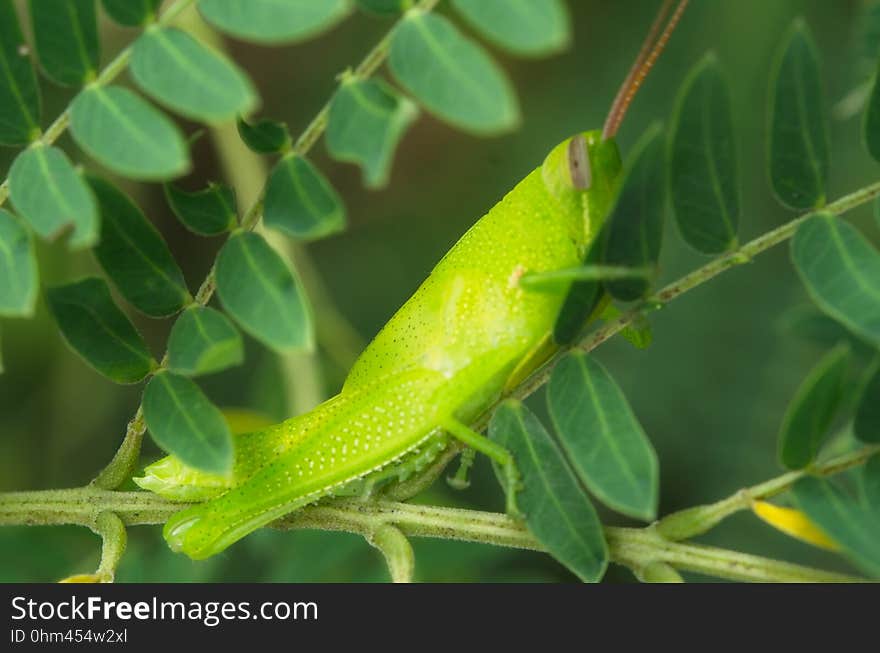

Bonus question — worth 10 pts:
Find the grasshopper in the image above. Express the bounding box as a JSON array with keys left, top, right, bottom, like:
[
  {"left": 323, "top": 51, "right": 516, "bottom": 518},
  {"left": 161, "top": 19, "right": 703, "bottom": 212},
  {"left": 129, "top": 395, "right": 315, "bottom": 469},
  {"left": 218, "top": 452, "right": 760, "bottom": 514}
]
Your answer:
[{"left": 136, "top": 0, "right": 689, "bottom": 560}]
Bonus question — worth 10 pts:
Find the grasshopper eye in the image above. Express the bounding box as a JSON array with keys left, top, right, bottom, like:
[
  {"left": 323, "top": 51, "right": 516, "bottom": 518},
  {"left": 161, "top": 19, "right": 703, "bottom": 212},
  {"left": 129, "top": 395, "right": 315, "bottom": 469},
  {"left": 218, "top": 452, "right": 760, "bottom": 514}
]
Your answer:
[{"left": 567, "top": 135, "right": 592, "bottom": 190}]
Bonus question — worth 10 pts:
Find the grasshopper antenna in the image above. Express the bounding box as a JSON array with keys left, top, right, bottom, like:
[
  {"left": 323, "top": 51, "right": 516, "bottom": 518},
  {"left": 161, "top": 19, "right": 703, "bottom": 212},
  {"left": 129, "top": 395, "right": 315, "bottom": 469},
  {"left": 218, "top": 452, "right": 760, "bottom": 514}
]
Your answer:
[{"left": 602, "top": 0, "right": 689, "bottom": 140}]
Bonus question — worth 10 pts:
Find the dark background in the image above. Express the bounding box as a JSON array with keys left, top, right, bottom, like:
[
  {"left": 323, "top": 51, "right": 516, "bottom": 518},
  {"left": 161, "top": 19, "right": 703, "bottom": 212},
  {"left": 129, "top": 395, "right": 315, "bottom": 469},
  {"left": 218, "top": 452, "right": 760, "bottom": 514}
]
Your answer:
[{"left": 1, "top": 0, "right": 877, "bottom": 582}]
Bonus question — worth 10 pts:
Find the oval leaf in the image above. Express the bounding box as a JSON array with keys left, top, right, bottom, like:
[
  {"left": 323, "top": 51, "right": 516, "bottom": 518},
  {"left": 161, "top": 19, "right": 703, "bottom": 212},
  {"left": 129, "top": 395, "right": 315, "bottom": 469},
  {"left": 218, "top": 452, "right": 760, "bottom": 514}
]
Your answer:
[
  {"left": 70, "top": 85, "right": 190, "bottom": 180},
  {"left": 327, "top": 78, "right": 418, "bottom": 188},
  {"left": 855, "top": 368, "right": 880, "bottom": 444},
  {"left": 791, "top": 212, "right": 880, "bottom": 348},
  {"left": 357, "top": 0, "right": 404, "bottom": 15},
  {"left": 451, "top": 0, "right": 571, "bottom": 57},
  {"left": 792, "top": 476, "right": 880, "bottom": 578},
  {"left": 130, "top": 27, "right": 258, "bottom": 123},
  {"left": 29, "top": 0, "right": 99, "bottom": 86},
  {"left": 164, "top": 182, "right": 237, "bottom": 236},
  {"left": 768, "top": 19, "right": 828, "bottom": 210},
  {"left": 101, "top": 0, "right": 161, "bottom": 26},
  {"left": 8, "top": 144, "right": 98, "bottom": 249},
  {"left": 668, "top": 53, "right": 739, "bottom": 253},
  {"left": 89, "top": 177, "right": 191, "bottom": 317},
  {"left": 779, "top": 305, "right": 871, "bottom": 354},
  {"left": 199, "top": 0, "right": 352, "bottom": 44},
  {"left": 547, "top": 352, "right": 659, "bottom": 521},
  {"left": 0, "top": 209, "right": 38, "bottom": 317},
  {"left": 215, "top": 232, "right": 313, "bottom": 352},
  {"left": 777, "top": 343, "right": 850, "bottom": 470},
  {"left": 489, "top": 400, "right": 608, "bottom": 583},
  {"left": 264, "top": 155, "right": 346, "bottom": 240},
  {"left": 237, "top": 116, "right": 291, "bottom": 154},
  {"left": 143, "top": 371, "right": 233, "bottom": 474},
  {"left": 0, "top": 0, "right": 41, "bottom": 144},
  {"left": 603, "top": 123, "right": 666, "bottom": 301},
  {"left": 389, "top": 11, "right": 519, "bottom": 134},
  {"left": 46, "top": 277, "right": 155, "bottom": 383},
  {"left": 167, "top": 306, "right": 244, "bottom": 377}
]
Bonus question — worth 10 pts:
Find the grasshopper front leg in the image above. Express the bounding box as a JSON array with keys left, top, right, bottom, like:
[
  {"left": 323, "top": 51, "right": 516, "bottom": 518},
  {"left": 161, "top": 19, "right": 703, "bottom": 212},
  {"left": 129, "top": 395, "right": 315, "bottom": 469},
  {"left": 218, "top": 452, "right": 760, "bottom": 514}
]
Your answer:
[{"left": 442, "top": 418, "right": 522, "bottom": 516}]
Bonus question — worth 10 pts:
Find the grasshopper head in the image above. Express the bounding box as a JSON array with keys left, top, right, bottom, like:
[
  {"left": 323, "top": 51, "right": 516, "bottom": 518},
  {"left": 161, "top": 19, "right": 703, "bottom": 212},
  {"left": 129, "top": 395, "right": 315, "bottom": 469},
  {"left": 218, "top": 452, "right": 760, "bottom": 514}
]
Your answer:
[{"left": 540, "top": 130, "right": 622, "bottom": 248}]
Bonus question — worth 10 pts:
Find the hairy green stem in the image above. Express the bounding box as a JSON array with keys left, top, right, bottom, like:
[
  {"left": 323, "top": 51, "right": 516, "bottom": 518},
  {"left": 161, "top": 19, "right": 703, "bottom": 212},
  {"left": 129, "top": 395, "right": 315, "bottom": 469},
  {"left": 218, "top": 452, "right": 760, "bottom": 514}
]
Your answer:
[
  {"left": 656, "top": 443, "right": 880, "bottom": 540},
  {"left": 0, "top": 0, "right": 197, "bottom": 208},
  {"left": 0, "top": 489, "right": 862, "bottom": 582},
  {"left": 366, "top": 524, "right": 415, "bottom": 583}
]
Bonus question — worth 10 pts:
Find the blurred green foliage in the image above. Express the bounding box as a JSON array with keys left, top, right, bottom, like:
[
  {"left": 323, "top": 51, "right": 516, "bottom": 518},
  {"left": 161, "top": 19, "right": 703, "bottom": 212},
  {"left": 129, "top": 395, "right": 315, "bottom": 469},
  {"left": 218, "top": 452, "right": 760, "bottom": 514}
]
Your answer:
[{"left": 1, "top": 0, "right": 876, "bottom": 582}]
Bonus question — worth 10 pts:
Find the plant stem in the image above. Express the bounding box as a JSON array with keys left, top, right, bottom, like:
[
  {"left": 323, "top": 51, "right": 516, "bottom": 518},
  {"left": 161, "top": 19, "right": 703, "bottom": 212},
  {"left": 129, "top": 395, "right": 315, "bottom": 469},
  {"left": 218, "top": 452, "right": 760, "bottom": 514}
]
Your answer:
[
  {"left": 0, "top": 0, "right": 197, "bottom": 208},
  {"left": 0, "top": 489, "right": 861, "bottom": 582},
  {"left": 90, "top": 408, "right": 146, "bottom": 490},
  {"left": 655, "top": 443, "right": 880, "bottom": 540}
]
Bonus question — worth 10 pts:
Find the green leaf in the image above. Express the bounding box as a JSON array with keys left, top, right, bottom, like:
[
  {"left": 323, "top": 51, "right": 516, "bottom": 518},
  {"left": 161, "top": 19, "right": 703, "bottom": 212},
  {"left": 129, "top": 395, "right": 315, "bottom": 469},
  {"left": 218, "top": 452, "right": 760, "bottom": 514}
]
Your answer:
[
  {"left": 389, "top": 12, "right": 519, "bottom": 134},
  {"left": 101, "top": 0, "right": 161, "bottom": 26},
  {"left": 767, "top": 19, "right": 828, "bottom": 210},
  {"left": 29, "top": 0, "right": 99, "bottom": 86},
  {"left": 143, "top": 371, "right": 233, "bottom": 474},
  {"left": 70, "top": 85, "right": 190, "bottom": 180},
  {"left": 88, "top": 177, "right": 191, "bottom": 317},
  {"left": 791, "top": 212, "right": 880, "bottom": 348},
  {"left": 777, "top": 343, "right": 850, "bottom": 470},
  {"left": 8, "top": 144, "right": 98, "bottom": 249},
  {"left": 326, "top": 78, "right": 418, "bottom": 188},
  {"left": 0, "top": 0, "right": 41, "bottom": 145},
  {"left": 164, "top": 182, "right": 237, "bottom": 236},
  {"left": 130, "top": 27, "right": 258, "bottom": 123},
  {"left": 779, "top": 305, "right": 871, "bottom": 353},
  {"left": 547, "top": 352, "right": 659, "bottom": 521},
  {"left": 357, "top": 0, "right": 403, "bottom": 15},
  {"left": 603, "top": 123, "right": 666, "bottom": 301},
  {"left": 167, "top": 307, "right": 243, "bottom": 377},
  {"left": 863, "top": 59, "right": 880, "bottom": 165},
  {"left": 215, "top": 232, "right": 313, "bottom": 352},
  {"left": 668, "top": 53, "right": 739, "bottom": 254},
  {"left": 451, "top": 0, "right": 571, "bottom": 57},
  {"left": 198, "top": 0, "right": 352, "bottom": 44},
  {"left": 236, "top": 115, "right": 291, "bottom": 154},
  {"left": 264, "top": 155, "right": 346, "bottom": 240},
  {"left": 792, "top": 476, "right": 880, "bottom": 578},
  {"left": 0, "top": 209, "right": 38, "bottom": 317},
  {"left": 489, "top": 400, "right": 608, "bottom": 583},
  {"left": 855, "top": 368, "right": 880, "bottom": 444},
  {"left": 46, "top": 277, "right": 155, "bottom": 383}
]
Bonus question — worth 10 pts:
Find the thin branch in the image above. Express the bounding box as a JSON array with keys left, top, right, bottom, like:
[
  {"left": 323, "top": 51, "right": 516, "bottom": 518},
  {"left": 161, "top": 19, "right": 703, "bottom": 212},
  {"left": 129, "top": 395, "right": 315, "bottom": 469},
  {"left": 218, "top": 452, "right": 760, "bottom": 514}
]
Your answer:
[
  {"left": 656, "top": 443, "right": 880, "bottom": 541},
  {"left": 0, "top": 489, "right": 862, "bottom": 582},
  {"left": 367, "top": 524, "right": 415, "bottom": 583}
]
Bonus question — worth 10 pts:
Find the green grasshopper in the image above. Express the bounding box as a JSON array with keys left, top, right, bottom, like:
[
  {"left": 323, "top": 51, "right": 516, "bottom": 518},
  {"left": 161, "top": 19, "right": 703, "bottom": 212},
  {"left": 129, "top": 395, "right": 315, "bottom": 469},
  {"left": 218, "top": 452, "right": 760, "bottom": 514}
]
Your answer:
[{"left": 135, "top": 0, "right": 689, "bottom": 560}]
